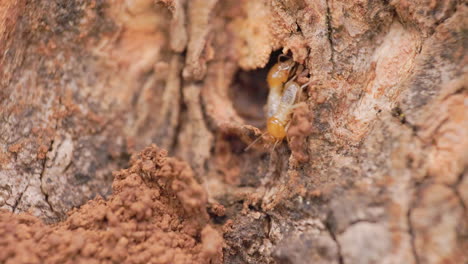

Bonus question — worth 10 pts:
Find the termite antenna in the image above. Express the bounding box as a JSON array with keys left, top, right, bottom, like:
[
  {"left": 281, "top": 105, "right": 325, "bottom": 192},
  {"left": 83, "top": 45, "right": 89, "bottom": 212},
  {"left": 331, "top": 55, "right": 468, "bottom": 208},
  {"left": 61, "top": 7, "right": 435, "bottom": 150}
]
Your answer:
[
  {"left": 297, "top": 79, "right": 316, "bottom": 102},
  {"left": 293, "top": 65, "right": 304, "bottom": 78},
  {"left": 272, "top": 140, "right": 280, "bottom": 152},
  {"left": 284, "top": 121, "right": 292, "bottom": 133},
  {"left": 244, "top": 131, "right": 269, "bottom": 151},
  {"left": 300, "top": 80, "right": 314, "bottom": 90},
  {"left": 287, "top": 74, "right": 298, "bottom": 83}
]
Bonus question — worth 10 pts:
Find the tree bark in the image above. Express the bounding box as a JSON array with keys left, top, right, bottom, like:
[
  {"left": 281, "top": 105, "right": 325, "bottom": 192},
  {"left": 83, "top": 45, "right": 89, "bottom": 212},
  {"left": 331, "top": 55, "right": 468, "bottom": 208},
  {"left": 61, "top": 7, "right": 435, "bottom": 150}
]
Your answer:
[{"left": 0, "top": 0, "right": 466, "bottom": 263}]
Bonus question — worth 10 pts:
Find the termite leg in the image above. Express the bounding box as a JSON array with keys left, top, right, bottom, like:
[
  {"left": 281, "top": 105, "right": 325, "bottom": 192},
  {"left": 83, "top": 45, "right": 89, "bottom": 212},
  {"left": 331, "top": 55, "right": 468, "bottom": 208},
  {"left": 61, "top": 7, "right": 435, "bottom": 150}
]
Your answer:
[
  {"left": 294, "top": 65, "right": 304, "bottom": 78},
  {"left": 284, "top": 120, "right": 292, "bottom": 132},
  {"left": 244, "top": 131, "right": 269, "bottom": 151},
  {"left": 287, "top": 74, "right": 298, "bottom": 83},
  {"left": 272, "top": 139, "right": 280, "bottom": 152},
  {"left": 283, "top": 121, "right": 292, "bottom": 147},
  {"left": 297, "top": 80, "right": 315, "bottom": 102},
  {"left": 300, "top": 80, "right": 315, "bottom": 90},
  {"left": 290, "top": 102, "right": 307, "bottom": 110}
]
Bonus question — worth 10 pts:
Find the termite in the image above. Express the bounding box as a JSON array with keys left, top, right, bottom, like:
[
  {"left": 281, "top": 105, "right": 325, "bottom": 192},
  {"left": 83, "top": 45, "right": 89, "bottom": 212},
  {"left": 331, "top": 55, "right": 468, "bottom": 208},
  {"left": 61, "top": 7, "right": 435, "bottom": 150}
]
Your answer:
[
  {"left": 245, "top": 62, "right": 311, "bottom": 151},
  {"left": 267, "top": 77, "right": 311, "bottom": 143},
  {"left": 266, "top": 56, "right": 296, "bottom": 118}
]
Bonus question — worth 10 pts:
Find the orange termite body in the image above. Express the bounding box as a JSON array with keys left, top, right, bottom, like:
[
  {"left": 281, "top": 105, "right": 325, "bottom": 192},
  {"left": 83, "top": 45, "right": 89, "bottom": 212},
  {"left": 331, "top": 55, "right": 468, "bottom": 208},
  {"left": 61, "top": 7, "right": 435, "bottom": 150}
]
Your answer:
[
  {"left": 266, "top": 117, "right": 287, "bottom": 140},
  {"left": 266, "top": 79, "right": 301, "bottom": 141},
  {"left": 245, "top": 57, "right": 309, "bottom": 151}
]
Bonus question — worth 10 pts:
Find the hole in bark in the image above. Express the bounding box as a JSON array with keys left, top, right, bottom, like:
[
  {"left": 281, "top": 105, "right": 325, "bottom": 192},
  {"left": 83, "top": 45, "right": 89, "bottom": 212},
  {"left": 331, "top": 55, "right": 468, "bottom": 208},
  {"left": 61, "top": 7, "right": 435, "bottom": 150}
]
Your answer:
[{"left": 230, "top": 50, "right": 284, "bottom": 128}]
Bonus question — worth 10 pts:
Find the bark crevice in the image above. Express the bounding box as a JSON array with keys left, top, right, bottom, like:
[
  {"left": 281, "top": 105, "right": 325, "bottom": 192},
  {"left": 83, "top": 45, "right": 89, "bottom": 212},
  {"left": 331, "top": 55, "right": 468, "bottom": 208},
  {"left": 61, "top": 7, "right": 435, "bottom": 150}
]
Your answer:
[
  {"left": 326, "top": 219, "right": 344, "bottom": 264},
  {"left": 325, "top": 0, "right": 335, "bottom": 73},
  {"left": 407, "top": 203, "right": 421, "bottom": 264}
]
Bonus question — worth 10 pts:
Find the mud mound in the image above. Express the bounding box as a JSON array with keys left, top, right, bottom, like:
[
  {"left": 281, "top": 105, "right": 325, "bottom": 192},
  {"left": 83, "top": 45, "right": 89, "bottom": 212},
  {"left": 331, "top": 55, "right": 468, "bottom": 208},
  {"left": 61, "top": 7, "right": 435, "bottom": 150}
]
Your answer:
[{"left": 0, "top": 145, "right": 223, "bottom": 264}]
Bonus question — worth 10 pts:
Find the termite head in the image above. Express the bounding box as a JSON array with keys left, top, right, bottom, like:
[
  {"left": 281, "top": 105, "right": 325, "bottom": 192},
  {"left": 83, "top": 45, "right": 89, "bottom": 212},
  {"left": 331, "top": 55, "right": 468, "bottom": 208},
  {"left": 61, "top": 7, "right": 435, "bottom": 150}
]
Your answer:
[
  {"left": 267, "top": 58, "right": 296, "bottom": 89},
  {"left": 267, "top": 117, "right": 287, "bottom": 140}
]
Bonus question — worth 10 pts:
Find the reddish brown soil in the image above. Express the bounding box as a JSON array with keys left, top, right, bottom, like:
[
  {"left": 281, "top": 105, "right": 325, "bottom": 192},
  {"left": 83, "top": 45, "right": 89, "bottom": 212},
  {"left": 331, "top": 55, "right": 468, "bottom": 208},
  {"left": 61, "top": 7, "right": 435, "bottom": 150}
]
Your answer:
[{"left": 0, "top": 146, "right": 223, "bottom": 264}]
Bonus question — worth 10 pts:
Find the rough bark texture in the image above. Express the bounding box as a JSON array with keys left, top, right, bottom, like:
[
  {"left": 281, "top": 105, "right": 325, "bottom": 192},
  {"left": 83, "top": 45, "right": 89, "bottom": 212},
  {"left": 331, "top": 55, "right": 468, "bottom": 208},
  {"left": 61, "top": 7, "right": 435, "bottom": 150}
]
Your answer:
[{"left": 0, "top": 0, "right": 466, "bottom": 263}]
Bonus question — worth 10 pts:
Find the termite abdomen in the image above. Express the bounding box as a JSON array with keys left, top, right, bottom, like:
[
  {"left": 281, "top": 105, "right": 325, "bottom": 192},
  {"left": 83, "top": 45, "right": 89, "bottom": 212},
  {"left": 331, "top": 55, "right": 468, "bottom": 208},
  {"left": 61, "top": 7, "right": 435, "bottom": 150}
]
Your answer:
[
  {"left": 266, "top": 80, "right": 300, "bottom": 141},
  {"left": 266, "top": 59, "right": 295, "bottom": 118}
]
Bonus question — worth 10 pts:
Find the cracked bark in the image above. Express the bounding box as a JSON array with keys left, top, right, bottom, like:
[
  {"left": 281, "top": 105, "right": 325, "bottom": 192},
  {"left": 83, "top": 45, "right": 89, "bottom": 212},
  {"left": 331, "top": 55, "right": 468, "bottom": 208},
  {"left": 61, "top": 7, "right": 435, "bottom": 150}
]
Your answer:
[
  {"left": 325, "top": 0, "right": 335, "bottom": 73},
  {"left": 1, "top": 0, "right": 466, "bottom": 263},
  {"left": 326, "top": 218, "right": 344, "bottom": 264},
  {"left": 38, "top": 151, "right": 55, "bottom": 217},
  {"left": 407, "top": 201, "right": 421, "bottom": 264},
  {"left": 11, "top": 182, "right": 29, "bottom": 213}
]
